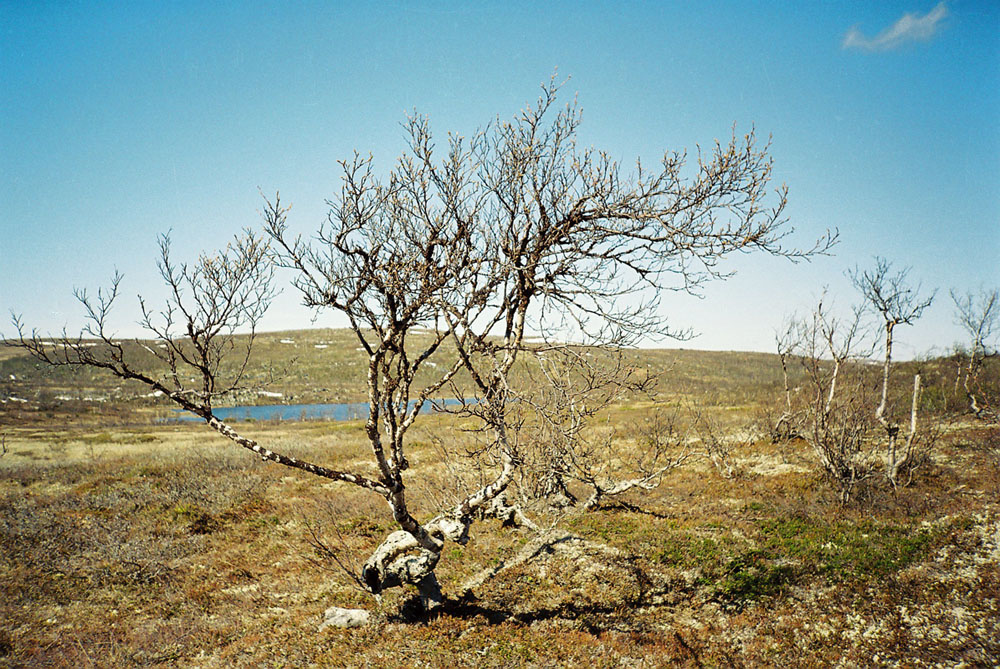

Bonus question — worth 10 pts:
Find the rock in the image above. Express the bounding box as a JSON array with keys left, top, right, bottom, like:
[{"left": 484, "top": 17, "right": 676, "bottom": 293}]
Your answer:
[{"left": 319, "top": 606, "right": 371, "bottom": 631}]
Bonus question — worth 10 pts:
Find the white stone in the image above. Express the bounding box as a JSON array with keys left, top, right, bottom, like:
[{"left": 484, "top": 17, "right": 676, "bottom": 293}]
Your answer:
[{"left": 319, "top": 607, "right": 370, "bottom": 631}]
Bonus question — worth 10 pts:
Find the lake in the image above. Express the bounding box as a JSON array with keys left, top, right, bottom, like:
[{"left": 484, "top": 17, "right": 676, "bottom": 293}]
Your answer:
[{"left": 168, "top": 398, "right": 468, "bottom": 422}]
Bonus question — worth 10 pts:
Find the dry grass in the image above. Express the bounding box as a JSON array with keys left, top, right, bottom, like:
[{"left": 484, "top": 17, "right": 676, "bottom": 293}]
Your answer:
[
  {"left": 1, "top": 405, "right": 998, "bottom": 667},
  {"left": 2, "top": 336, "right": 996, "bottom": 665}
]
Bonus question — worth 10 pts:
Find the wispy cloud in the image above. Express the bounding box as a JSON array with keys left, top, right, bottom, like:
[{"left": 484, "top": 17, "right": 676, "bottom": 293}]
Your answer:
[{"left": 842, "top": 2, "right": 949, "bottom": 52}]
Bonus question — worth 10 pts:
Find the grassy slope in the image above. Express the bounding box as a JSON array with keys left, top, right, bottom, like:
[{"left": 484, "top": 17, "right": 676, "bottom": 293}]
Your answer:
[{"left": 1, "top": 328, "right": 798, "bottom": 426}]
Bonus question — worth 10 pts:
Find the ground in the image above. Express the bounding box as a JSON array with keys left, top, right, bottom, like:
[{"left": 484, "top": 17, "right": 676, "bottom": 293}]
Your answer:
[{"left": 1, "top": 406, "right": 997, "bottom": 667}]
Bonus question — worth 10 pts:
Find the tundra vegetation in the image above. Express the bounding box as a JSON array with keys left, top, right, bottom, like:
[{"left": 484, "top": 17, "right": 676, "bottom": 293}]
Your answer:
[
  {"left": 2, "top": 83, "right": 998, "bottom": 666},
  {"left": 1, "top": 328, "right": 998, "bottom": 666}
]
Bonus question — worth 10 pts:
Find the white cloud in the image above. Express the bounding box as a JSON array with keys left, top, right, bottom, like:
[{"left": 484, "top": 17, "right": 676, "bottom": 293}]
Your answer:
[{"left": 842, "top": 2, "right": 949, "bottom": 52}]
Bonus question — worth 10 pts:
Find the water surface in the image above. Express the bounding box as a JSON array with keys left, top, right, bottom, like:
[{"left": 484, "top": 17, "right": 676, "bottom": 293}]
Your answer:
[{"left": 169, "top": 398, "right": 466, "bottom": 422}]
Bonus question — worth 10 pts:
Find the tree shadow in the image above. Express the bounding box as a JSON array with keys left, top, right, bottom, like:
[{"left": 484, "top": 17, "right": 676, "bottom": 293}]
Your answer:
[
  {"left": 590, "top": 499, "right": 672, "bottom": 519},
  {"left": 391, "top": 592, "right": 638, "bottom": 635},
  {"left": 391, "top": 592, "right": 722, "bottom": 666},
  {"left": 392, "top": 553, "right": 661, "bottom": 633}
]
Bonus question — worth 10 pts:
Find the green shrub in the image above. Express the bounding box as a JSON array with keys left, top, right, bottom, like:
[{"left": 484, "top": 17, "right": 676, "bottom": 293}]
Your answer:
[
  {"left": 712, "top": 549, "right": 795, "bottom": 610},
  {"left": 756, "top": 515, "right": 943, "bottom": 582}
]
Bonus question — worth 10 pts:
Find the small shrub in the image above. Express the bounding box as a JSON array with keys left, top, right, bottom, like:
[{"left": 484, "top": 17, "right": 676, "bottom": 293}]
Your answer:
[
  {"left": 712, "top": 550, "right": 795, "bottom": 610},
  {"left": 655, "top": 535, "right": 726, "bottom": 571},
  {"left": 172, "top": 504, "right": 220, "bottom": 535},
  {"left": 756, "top": 514, "right": 943, "bottom": 582}
]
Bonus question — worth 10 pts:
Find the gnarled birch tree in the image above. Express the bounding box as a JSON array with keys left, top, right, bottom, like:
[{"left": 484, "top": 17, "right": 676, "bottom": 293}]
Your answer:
[{"left": 14, "top": 77, "right": 833, "bottom": 611}]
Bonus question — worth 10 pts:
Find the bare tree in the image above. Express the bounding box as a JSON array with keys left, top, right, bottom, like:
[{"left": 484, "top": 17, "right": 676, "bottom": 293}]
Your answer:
[
  {"left": 780, "top": 296, "right": 878, "bottom": 502},
  {"left": 770, "top": 316, "right": 802, "bottom": 441},
  {"left": 850, "top": 258, "right": 934, "bottom": 486},
  {"left": 690, "top": 409, "right": 749, "bottom": 480},
  {"left": 951, "top": 287, "right": 999, "bottom": 418},
  {"left": 15, "top": 77, "right": 833, "bottom": 612},
  {"left": 264, "top": 77, "right": 834, "bottom": 606},
  {"left": 775, "top": 261, "right": 937, "bottom": 500}
]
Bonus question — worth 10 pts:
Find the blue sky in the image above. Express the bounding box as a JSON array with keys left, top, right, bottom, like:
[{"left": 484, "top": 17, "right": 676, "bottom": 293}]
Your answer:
[{"left": 2, "top": 1, "right": 997, "bottom": 356}]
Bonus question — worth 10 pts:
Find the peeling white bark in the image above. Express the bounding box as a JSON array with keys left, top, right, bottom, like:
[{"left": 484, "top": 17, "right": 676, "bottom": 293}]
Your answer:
[
  {"left": 887, "top": 374, "right": 922, "bottom": 486},
  {"left": 360, "top": 511, "right": 474, "bottom": 606}
]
